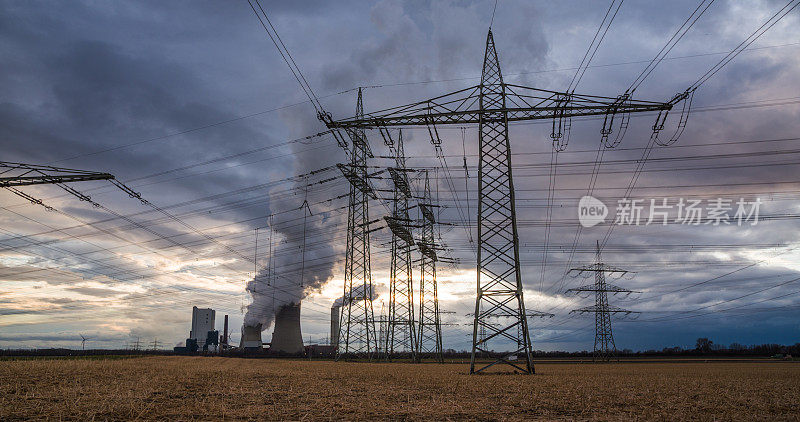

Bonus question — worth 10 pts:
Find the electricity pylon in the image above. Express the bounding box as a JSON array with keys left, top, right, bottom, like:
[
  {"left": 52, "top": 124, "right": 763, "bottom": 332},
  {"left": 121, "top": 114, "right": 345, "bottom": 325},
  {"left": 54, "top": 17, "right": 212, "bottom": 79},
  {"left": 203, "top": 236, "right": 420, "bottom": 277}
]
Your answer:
[
  {"left": 324, "top": 30, "right": 684, "bottom": 373},
  {"left": 335, "top": 88, "right": 377, "bottom": 360},
  {"left": 567, "top": 241, "right": 639, "bottom": 361},
  {"left": 416, "top": 171, "right": 443, "bottom": 362},
  {"left": 382, "top": 129, "right": 417, "bottom": 360}
]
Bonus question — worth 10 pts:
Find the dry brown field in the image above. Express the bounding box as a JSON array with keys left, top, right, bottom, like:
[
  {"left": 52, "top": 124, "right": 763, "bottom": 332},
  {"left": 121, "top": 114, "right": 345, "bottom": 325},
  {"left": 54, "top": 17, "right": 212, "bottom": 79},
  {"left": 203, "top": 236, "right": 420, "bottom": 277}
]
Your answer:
[{"left": 1, "top": 356, "right": 799, "bottom": 420}]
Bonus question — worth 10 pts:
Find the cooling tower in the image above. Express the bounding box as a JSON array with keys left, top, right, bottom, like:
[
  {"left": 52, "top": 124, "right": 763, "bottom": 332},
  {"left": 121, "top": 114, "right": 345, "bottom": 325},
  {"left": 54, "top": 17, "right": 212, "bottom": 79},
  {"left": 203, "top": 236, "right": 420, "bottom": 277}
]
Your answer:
[
  {"left": 240, "top": 323, "right": 263, "bottom": 350},
  {"left": 270, "top": 303, "right": 304, "bottom": 354}
]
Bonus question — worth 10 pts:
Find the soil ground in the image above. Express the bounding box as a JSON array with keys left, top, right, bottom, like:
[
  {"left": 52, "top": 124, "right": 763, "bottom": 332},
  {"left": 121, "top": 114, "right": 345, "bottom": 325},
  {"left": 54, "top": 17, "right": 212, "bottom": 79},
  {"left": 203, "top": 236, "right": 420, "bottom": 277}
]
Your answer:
[{"left": 1, "top": 356, "right": 798, "bottom": 420}]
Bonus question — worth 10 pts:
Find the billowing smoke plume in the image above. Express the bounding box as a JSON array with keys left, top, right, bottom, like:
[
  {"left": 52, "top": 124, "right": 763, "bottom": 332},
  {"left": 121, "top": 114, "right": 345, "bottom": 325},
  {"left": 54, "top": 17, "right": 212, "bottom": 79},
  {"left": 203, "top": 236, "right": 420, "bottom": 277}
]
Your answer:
[
  {"left": 332, "top": 284, "right": 377, "bottom": 307},
  {"left": 243, "top": 175, "right": 336, "bottom": 331},
  {"left": 242, "top": 98, "right": 345, "bottom": 332}
]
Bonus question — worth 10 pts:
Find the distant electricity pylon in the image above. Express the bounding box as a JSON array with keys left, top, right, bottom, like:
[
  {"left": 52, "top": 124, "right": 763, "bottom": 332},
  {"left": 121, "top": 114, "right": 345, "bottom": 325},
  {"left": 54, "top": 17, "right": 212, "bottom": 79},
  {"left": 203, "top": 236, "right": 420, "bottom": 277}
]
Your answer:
[
  {"left": 334, "top": 88, "right": 377, "bottom": 360},
  {"left": 567, "top": 241, "right": 639, "bottom": 361},
  {"left": 325, "top": 30, "right": 684, "bottom": 373},
  {"left": 416, "top": 171, "right": 444, "bottom": 362},
  {"left": 382, "top": 129, "right": 417, "bottom": 360}
]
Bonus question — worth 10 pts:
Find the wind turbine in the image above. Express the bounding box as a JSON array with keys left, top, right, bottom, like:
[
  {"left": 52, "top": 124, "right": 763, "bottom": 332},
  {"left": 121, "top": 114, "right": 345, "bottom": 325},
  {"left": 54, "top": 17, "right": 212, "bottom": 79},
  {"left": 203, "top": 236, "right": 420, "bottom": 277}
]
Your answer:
[{"left": 79, "top": 334, "right": 93, "bottom": 351}]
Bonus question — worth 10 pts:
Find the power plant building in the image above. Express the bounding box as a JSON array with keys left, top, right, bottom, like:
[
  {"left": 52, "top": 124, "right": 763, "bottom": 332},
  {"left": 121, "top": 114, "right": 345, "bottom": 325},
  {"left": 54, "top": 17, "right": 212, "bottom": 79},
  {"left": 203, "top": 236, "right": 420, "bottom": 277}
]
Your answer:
[{"left": 190, "top": 306, "right": 215, "bottom": 341}]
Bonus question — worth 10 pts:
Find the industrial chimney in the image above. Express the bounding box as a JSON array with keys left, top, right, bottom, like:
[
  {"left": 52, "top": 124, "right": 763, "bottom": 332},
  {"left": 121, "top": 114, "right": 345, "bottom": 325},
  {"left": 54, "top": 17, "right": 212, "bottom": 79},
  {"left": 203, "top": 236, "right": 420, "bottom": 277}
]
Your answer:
[
  {"left": 222, "top": 314, "right": 229, "bottom": 346},
  {"left": 269, "top": 303, "right": 304, "bottom": 354},
  {"left": 330, "top": 305, "right": 340, "bottom": 349}
]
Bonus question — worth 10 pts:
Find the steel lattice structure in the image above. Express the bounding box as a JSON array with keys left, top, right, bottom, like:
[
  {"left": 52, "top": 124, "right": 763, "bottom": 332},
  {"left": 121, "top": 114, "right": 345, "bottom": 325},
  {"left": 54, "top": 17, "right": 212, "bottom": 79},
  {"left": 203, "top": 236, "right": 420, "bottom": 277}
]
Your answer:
[
  {"left": 323, "top": 30, "right": 682, "bottom": 373},
  {"left": 0, "top": 161, "right": 148, "bottom": 211},
  {"left": 335, "top": 88, "right": 377, "bottom": 360},
  {"left": 469, "top": 31, "right": 534, "bottom": 374},
  {"left": 417, "top": 171, "right": 443, "bottom": 362},
  {"left": 0, "top": 161, "right": 115, "bottom": 187},
  {"left": 383, "top": 130, "right": 418, "bottom": 360},
  {"left": 567, "top": 241, "right": 639, "bottom": 361}
]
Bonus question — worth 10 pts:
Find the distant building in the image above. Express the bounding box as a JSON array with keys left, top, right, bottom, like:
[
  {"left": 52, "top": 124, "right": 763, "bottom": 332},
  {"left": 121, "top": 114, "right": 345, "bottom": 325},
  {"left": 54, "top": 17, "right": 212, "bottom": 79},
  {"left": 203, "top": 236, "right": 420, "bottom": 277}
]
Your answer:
[
  {"left": 189, "top": 306, "right": 215, "bottom": 341},
  {"left": 306, "top": 344, "right": 335, "bottom": 358}
]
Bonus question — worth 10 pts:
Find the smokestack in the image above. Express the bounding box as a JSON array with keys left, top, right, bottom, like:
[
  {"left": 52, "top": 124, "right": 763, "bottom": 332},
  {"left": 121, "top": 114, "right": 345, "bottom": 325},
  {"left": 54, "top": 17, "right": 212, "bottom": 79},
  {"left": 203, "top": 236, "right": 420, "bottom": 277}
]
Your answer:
[
  {"left": 330, "top": 305, "right": 340, "bottom": 348},
  {"left": 240, "top": 324, "right": 263, "bottom": 350},
  {"left": 269, "top": 303, "right": 304, "bottom": 354},
  {"left": 223, "top": 315, "right": 229, "bottom": 345}
]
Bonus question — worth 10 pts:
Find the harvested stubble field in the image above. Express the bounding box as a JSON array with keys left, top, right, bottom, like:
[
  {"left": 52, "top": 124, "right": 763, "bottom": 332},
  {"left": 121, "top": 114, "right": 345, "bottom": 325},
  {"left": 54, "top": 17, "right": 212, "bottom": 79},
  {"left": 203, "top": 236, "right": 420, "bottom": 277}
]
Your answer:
[{"left": 1, "top": 357, "right": 799, "bottom": 420}]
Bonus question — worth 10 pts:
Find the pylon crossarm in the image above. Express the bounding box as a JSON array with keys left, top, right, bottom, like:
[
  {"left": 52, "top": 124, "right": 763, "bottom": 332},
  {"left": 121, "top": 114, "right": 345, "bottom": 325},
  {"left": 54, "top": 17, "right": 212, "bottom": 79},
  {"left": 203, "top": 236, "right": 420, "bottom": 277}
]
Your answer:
[
  {"left": 326, "top": 82, "right": 674, "bottom": 128},
  {"left": 343, "top": 127, "right": 373, "bottom": 157},
  {"left": 419, "top": 204, "right": 436, "bottom": 224},
  {"left": 337, "top": 163, "right": 375, "bottom": 197},
  {"left": 605, "top": 284, "right": 640, "bottom": 294},
  {"left": 387, "top": 167, "right": 412, "bottom": 197},
  {"left": 471, "top": 310, "right": 554, "bottom": 318},
  {"left": 568, "top": 265, "right": 628, "bottom": 275},
  {"left": 527, "top": 311, "right": 555, "bottom": 318},
  {"left": 384, "top": 216, "right": 414, "bottom": 245},
  {"left": 571, "top": 305, "right": 637, "bottom": 314},
  {"left": 566, "top": 284, "right": 639, "bottom": 294},
  {"left": 417, "top": 242, "right": 438, "bottom": 261},
  {"left": 0, "top": 161, "right": 115, "bottom": 187}
]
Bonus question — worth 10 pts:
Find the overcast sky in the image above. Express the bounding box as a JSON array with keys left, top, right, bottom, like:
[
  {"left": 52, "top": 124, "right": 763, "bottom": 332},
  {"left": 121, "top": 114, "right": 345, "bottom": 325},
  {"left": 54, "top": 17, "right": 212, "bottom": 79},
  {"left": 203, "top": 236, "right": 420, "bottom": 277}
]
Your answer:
[{"left": 1, "top": 0, "right": 799, "bottom": 352}]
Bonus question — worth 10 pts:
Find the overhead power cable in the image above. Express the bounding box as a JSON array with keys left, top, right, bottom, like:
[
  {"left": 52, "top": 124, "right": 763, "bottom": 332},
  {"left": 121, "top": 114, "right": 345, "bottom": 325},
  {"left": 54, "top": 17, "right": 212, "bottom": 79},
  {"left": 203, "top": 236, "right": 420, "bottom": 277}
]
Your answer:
[
  {"left": 628, "top": 0, "right": 716, "bottom": 93},
  {"left": 597, "top": 0, "right": 798, "bottom": 257},
  {"left": 689, "top": 0, "right": 800, "bottom": 91},
  {"left": 246, "top": 0, "right": 323, "bottom": 113},
  {"left": 568, "top": 0, "right": 625, "bottom": 93}
]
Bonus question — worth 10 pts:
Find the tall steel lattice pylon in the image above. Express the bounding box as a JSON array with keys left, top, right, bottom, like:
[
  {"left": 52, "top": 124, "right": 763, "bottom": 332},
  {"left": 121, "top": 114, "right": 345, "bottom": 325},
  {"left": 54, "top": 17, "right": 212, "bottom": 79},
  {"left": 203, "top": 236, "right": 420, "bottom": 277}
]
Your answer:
[
  {"left": 469, "top": 30, "right": 533, "bottom": 373},
  {"left": 324, "top": 30, "right": 683, "bottom": 373},
  {"left": 336, "top": 88, "right": 377, "bottom": 360},
  {"left": 382, "top": 129, "right": 417, "bottom": 360},
  {"left": 567, "top": 241, "right": 639, "bottom": 361},
  {"left": 417, "top": 171, "right": 443, "bottom": 362}
]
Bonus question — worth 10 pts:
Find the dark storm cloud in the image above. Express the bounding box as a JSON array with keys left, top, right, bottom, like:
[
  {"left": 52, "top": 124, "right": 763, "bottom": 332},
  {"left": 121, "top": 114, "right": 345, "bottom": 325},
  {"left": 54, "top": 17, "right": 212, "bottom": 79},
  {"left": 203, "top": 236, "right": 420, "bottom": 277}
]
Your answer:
[{"left": 0, "top": 1, "right": 298, "bottom": 232}]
